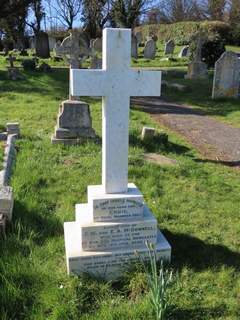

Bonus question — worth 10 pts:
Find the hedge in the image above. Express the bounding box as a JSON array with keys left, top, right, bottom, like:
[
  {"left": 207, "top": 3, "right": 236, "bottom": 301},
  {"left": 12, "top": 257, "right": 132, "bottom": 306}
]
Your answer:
[{"left": 135, "top": 21, "right": 231, "bottom": 45}]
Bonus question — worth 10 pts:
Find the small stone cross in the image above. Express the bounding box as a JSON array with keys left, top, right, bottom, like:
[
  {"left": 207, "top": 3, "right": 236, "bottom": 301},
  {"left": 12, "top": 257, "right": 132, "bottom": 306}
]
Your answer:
[{"left": 70, "top": 28, "right": 161, "bottom": 194}]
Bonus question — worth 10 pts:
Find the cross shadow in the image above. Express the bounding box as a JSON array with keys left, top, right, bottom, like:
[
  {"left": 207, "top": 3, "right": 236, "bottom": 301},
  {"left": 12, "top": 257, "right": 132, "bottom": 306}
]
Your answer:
[
  {"left": 131, "top": 97, "right": 205, "bottom": 115},
  {"left": 162, "top": 229, "right": 240, "bottom": 272},
  {"left": 0, "top": 200, "right": 62, "bottom": 254},
  {"left": 129, "top": 132, "right": 191, "bottom": 155},
  {"left": 168, "top": 305, "right": 227, "bottom": 320},
  {"left": 194, "top": 158, "right": 240, "bottom": 168}
]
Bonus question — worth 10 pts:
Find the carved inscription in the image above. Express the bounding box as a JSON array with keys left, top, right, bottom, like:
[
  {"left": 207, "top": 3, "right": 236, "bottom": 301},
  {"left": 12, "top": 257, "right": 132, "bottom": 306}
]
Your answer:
[
  {"left": 69, "top": 248, "right": 170, "bottom": 277},
  {"left": 82, "top": 222, "right": 157, "bottom": 250},
  {"left": 93, "top": 198, "right": 144, "bottom": 221}
]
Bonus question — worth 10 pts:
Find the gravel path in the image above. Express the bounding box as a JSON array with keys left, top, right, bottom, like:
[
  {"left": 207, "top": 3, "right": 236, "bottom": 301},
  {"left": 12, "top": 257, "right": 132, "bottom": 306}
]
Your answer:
[{"left": 131, "top": 97, "right": 240, "bottom": 166}]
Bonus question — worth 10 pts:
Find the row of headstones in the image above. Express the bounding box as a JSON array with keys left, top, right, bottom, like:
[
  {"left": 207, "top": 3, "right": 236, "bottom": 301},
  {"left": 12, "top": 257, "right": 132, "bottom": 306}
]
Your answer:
[{"left": 54, "top": 30, "right": 189, "bottom": 65}]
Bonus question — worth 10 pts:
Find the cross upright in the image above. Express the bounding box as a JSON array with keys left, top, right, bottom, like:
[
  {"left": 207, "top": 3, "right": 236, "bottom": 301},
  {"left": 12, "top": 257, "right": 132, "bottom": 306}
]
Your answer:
[{"left": 70, "top": 28, "right": 161, "bottom": 194}]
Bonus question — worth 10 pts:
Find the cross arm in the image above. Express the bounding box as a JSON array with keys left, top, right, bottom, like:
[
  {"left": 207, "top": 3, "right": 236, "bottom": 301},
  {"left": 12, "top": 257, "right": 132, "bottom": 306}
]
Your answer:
[
  {"left": 70, "top": 69, "right": 107, "bottom": 97},
  {"left": 130, "top": 69, "right": 162, "bottom": 97}
]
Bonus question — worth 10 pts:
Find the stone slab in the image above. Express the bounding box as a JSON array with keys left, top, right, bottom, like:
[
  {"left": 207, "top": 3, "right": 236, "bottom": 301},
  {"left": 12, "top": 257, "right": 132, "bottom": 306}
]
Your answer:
[
  {"left": 6, "top": 122, "right": 20, "bottom": 136},
  {"left": 51, "top": 135, "right": 91, "bottom": 145},
  {"left": 144, "top": 153, "right": 178, "bottom": 166},
  {"left": 55, "top": 126, "right": 95, "bottom": 139},
  {"left": 75, "top": 205, "right": 157, "bottom": 251},
  {"left": 0, "top": 186, "right": 14, "bottom": 221},
  {"left": 64, "top": 227, "right": 171, "bottom": 280},
  {"left": 87, "top": 183, "right": 144, "bottom": 222}
]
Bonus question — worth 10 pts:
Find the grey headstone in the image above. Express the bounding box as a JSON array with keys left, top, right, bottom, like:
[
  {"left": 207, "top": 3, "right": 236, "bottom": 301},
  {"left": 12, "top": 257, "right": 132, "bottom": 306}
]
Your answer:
[
  {"left": 135, "top": 31, "right": 142, "bottom": 44},
  {"left": 141, "top": 127, "right": 155, "bottom": 140},
  {"left": 178, "top": 46, "right": 189, "bottom": 58},
  {"left": 0, "top": 186, "right": 14, "bottom": 221},
  {"left": 131, "top": 34, "right": 138, "bottom": 59},
  {"left": 52, "top": 100, "right": 96, "bottom": 144},
  {"left": 164, "top": 40, "right": 175, "bottom": 55},
  {"left": 212, "top": 51, "right": 240, "bottom": 99},
  {"left": 185, "top": 61, "right": 208, "bottom": 79},
  {"left": 143, "top": 39, "right": 156, "bottom": 59},
  {"left": 35, "top": 31, "right": 50, "bottom": 58},
  {"left": 6, "top": 123, "right": 20, "bottom": 136}
]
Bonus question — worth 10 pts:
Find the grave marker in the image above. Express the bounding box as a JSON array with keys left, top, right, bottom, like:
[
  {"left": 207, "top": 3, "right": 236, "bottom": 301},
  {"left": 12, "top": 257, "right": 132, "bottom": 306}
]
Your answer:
[
  {"left": 64, "top": 28, "right": 171, "bottom": 279},
  {"left": 212, "top": 51, "right": 240, "bottom": 99}
]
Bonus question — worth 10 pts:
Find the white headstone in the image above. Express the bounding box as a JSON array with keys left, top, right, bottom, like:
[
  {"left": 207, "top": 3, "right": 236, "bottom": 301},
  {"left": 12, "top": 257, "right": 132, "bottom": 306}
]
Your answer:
[
  {"left": 64, "top": 28, "right": 171, "bottom": 279},
  {"left": 212, "top": 51, "right": 240, "bottom": 99}
]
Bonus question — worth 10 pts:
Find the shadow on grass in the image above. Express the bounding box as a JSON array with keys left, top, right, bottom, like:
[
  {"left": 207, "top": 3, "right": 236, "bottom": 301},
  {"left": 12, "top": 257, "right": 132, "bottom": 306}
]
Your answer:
[
  {"left": 163, "top": 229, "right": 240, "bottom": 271},
  {"left": 0, "top": 69, "right": 68, "bottom": 96},
  {"left": 129, "top": 132, "right": 191, "bottom": 155},
  {"left": 194, "top": 158, "right": 240, "bottom": 168},
  {"left": 0, "top": 200, "right": 62, "bottom": 253},
  {"left": 168, "top": 305, "right": 227, "bottom": 320},
  {"left": 163, "top": 69, "right": 240, "bottom": 118}
]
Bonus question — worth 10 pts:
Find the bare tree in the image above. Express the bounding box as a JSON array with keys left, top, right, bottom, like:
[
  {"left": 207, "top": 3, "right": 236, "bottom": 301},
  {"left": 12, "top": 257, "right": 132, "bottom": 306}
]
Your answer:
[
  {"left": 157, "top": 0, "right": 205, "bottom": 23},
  {"left": 81, "top": 0, "right": 111, "bottom": 38},
  {"left": 229, "top": 0, "right": 240, "bottom": 24},
  {"left": 50, "top": 0, "right": 82, "bottom": 29},
  {"left": 201, "top": 0, "right": 227, "bottom": 20}
]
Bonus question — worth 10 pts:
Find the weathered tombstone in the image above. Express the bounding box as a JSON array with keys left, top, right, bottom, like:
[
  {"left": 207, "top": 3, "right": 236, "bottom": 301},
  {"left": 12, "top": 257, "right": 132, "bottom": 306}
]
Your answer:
[
  {"left": 135, "top": 31, "right": 142, "bottom": 44},
  {"left": 143, "top": 39, "right": 156, "bottom": 59},
  {"left": 212, "top": 51, "right": 240, "bottom": 99},
  {"left": 92, "top": 37, "right": 102, "bottom": 52},
  {"left": 178, "top": 46, "right": 189, "bottom": 58},
  {"left": 35, "top": 31, "right": 50, "bottom": 58},
  {"left": 0, "top": 213, "right": 6, "bottom": 239},
  {"left": 52, "top": 30, "right": 95, "bottom": 144},
  {"left": 64, "top": 28, "right": 171, "bottom": 279},
  {"left": 0, "top": 186, "right": 14, "bottom": 222},
  {"left": 131, "top": 34, "right": 138, "bottom": 59},
  {"left": 185, "top": 33, "right": 208, "bottom": 79},
  {"left": 52, "top": 100, "right": 96, "bottom": 144},
  {"left": 164, "top": 40, "right": 175, "bottom": 55},
  {"left": 141, "top": 126, "right": 155, "bottom": 140},
  {"left": 6, "top": 122, "right": 20, "bottom": 137}
]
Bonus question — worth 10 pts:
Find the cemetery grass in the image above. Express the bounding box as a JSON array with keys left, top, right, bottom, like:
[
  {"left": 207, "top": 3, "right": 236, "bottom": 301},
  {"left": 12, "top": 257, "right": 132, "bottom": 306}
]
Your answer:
[{"left": 0, "top": 68, "right": 240, "bottom": 320}]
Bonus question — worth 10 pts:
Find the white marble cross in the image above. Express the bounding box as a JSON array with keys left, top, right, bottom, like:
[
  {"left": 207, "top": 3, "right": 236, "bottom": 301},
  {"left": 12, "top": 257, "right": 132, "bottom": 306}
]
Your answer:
[{"left": 70, "top": 28, "right": 161, "bottom": 194}]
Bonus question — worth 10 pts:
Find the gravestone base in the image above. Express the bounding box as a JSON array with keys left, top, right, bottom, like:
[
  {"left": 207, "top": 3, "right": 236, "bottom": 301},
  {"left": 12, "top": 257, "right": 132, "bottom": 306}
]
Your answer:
[
  {"left": 185, "top": 61, "right": 208, "bottom": 79},
  {"left": 64, "top": 227, "right": 170, "bottom": 280},
  {"left": 64, "top": 183, "right": 171, "bottom": 280},
  {"left": 51, "top": 100, "right": 96, "bottom": 145}
]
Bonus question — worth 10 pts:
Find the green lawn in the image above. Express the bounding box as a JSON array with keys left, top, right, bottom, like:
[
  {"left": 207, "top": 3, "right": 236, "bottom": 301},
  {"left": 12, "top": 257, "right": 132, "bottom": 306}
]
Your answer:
[
  {"left": 0, "top": 62, "right": 240, "bottom": 320},
  {"left": 226, "top": 45, "right": 240, "bottom": 53}
]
